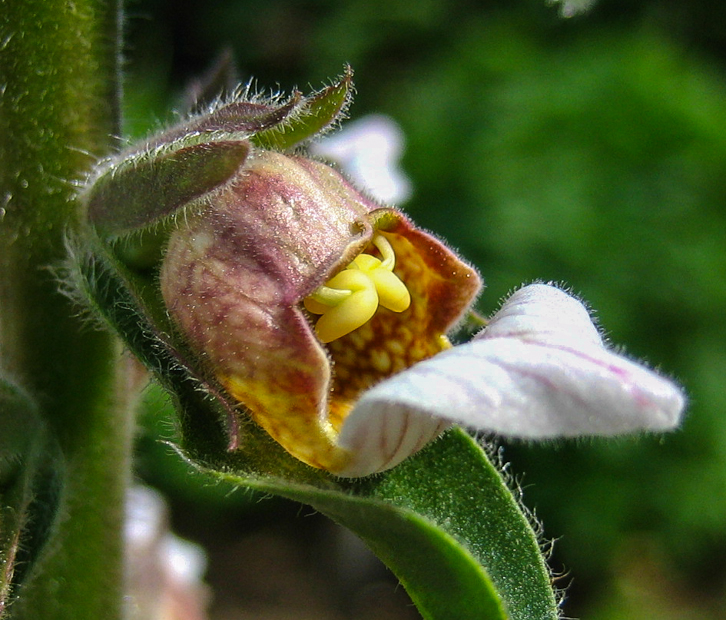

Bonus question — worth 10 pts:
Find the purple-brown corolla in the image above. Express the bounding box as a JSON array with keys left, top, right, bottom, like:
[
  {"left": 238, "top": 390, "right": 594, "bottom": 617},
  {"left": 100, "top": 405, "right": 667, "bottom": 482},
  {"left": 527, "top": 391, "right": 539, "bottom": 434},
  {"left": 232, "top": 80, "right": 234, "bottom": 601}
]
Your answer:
[{"left": 160, "top": 150, "right": 481, "bottom": 475}]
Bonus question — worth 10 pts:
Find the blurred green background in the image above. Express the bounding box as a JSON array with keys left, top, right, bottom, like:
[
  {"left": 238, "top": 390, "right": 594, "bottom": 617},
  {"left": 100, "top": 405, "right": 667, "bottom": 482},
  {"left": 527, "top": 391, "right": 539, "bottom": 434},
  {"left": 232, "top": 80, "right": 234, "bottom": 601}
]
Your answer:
[{"left": 126, "top": 1, "right": 726, "bottom": 618}]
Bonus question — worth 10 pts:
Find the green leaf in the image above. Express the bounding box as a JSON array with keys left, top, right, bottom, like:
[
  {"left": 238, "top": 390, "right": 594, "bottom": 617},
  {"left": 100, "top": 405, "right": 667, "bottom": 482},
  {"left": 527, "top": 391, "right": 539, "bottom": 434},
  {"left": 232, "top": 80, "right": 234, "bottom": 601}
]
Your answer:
[
  {"left": 85, "top": 140, "right": 250, "bottom": 238},
  {"left": 252, "top": 66, "right": 354, "bottom": 151},
  {"left": 174, "top": 92, "right": 304, "bottom": 139},
  {"left": 187, "top": 429, "right": 559, "bottom": 620},
  {"left": 72, "top": 241, "right": 560, "bottom": 620},
  {"left": 82, "top": 68, "right": 352, "bottom": 244}
]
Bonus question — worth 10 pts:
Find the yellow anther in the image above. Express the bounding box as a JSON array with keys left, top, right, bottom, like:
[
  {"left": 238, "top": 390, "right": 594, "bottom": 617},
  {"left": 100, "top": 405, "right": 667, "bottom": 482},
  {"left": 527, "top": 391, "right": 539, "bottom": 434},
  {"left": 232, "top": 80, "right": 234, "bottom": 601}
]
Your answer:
[
  {"left": 303, "top": 296, "right": 334, "bottom": 315},
  {"left": 351, "top": 253, "right": 381, "bottom": 271},
  {"left": 369, "top": 268, "right": 411, "bottom": 312},
  {"left": 353, "top": 250, "right": 410, "bottom": 313},
  {"left": 303, "top": 233, "right": 411, "bottom": 342},
  {"left": 314, "top": 270, "right": 378, "bottom": 343}
]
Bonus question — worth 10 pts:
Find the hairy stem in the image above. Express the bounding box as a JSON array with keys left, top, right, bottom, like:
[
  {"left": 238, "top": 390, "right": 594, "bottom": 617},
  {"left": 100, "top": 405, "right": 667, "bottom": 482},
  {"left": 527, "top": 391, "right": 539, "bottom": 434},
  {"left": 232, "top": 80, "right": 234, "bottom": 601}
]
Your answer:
[{"left": 0, "top": 0, "right": 132, "bottom": 618}]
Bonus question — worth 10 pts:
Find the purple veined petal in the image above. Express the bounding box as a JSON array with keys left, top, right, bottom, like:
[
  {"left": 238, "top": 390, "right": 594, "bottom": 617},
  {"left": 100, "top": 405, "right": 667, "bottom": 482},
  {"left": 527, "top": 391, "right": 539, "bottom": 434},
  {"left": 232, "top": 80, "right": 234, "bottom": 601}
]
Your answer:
[
  {"left": 338, "top": 284, "right": 685, "bottom": 475},
  {"left": 350, "top": 337, "right": 685, "bottom": 438},
  {"left": 336, "top": 402, "right": 449, "bottom": 478},
  {"left": 479, "top": 283, "right": 602, "bottom": 347}
]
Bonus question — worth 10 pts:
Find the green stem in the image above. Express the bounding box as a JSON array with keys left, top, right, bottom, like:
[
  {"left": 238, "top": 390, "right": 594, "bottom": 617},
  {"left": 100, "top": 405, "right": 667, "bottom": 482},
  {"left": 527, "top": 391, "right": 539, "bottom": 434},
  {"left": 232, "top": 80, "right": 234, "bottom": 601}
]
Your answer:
[{"left": 0, "top": 0, "right": 132, "bottom": 618}]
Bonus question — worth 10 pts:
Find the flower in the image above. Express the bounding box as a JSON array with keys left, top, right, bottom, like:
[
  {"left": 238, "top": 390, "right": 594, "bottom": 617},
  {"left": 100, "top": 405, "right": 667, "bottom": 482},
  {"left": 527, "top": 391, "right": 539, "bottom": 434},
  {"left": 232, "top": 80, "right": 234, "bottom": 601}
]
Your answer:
[
  {"left": 546, "top": 0, "right": 597, "bottom": 17},
  {"left": 159, "top": 149, "right": 481, "bottom": 476},
  {"left": 125, "top": 486, "right": 209, "bottom": 620},
  {"left": 160, "top": 149, "right": 684, "bottom": 478},
  {"left": 80, "top": 71, "right": 684, "bottom": 478}
]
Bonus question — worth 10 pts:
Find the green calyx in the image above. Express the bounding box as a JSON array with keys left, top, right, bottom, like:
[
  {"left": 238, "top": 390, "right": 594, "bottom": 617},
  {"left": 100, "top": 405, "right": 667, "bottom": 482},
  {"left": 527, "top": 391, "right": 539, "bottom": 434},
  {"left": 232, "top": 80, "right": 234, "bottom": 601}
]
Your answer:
[{"left": 81, "top": 67, "right": 354, "bottom": 243}]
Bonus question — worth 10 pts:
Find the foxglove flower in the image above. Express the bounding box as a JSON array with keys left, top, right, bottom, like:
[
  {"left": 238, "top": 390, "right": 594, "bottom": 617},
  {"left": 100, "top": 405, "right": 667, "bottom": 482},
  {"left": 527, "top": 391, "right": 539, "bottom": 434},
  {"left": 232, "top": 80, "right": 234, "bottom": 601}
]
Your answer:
[{"left": 79, "top": 71, "right": 684, "bottom": 479}]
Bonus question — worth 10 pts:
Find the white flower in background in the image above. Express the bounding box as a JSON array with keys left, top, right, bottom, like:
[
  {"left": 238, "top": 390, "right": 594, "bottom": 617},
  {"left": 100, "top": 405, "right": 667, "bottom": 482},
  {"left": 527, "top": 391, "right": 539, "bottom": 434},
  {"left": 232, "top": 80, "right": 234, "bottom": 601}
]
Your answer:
[
  {"left": 125, "top": 486, "right": 210, "bottom": 620},
  {"left": 310, "top": 114, "right": 413, "bottom": 204},
  {"left": 547, "top": 0, "right": 597, "bottom": 18}
]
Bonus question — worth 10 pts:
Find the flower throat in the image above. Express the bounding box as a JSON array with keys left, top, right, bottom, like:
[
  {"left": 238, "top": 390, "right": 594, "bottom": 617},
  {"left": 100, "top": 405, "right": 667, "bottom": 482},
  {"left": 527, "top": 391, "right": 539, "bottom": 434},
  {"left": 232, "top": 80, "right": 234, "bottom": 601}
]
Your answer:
[{"left": 304, "top": 234, "right": 411, "bottom": 343}]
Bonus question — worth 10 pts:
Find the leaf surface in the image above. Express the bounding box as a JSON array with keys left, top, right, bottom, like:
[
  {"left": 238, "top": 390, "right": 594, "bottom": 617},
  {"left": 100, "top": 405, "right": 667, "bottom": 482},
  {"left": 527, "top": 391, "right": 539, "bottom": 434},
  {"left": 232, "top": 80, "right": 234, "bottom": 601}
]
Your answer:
[{"left": 252, "top": 67, "right": 354, "bottom": 150}]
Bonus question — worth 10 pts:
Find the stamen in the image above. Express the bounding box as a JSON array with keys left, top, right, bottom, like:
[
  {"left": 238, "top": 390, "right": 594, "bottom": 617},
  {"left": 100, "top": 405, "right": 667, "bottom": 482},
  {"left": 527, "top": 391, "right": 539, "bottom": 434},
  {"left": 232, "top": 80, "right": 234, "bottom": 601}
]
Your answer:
[
  {"left": 303, "top": 296, "right": 337, "bottom": 315},
  {"left": 352, "top": 251, "right": 410, "bottom": 313},
  {"left": 351, "top": 253, "right": 381, "bottom": 271},
  {"left": 313, "top": 270, "right": 378, "bottom": 343},
  {"left": 372, "top": 234, "right": 396, "bottom": 270},
  {"left": 369, "top": 268, "right": 410, "bottom": 313},
  {"left": 303, "top": 233, "right": 411, "bottom": 342}
]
